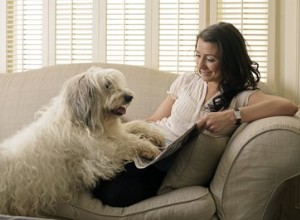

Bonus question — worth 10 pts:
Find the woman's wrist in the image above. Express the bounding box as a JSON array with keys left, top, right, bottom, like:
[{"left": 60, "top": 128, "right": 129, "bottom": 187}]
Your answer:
[
  {"left": 233, "top": 108, "right": 242, "bottom": 125},
  {"left": 227, "top": 108, "right": 241, "bottom": 125}
]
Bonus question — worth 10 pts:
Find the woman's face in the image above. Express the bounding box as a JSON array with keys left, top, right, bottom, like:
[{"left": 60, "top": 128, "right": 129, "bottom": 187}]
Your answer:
[{"left": 195, "top": 38, "right": 222, "bottom": 84}]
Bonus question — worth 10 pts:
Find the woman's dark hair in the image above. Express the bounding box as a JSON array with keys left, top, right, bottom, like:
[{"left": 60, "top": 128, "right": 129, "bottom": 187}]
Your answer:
[{"left": 195, "top": 22, "right": 261, "bottom": 112}]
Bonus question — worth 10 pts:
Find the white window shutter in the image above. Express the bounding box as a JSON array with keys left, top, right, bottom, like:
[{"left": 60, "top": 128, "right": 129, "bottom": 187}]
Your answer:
[
  {"left": 106, "top": 0, "right": 146, "bottom": 66},
  {"left": 106, "top": 0, "right": 201, "bottom": 73},
  {"left": 4, "top": 0, "right": 270, "bottom": 80},
  {"left": 217, "top": 0, "right": 269, "bottom": 81},
  {"left": 6, "top": 0, "right": 43, "bottom": 73},
  {"left": 159, "top": 0, "right": 200, "bottom": 74},
  {"left": 56, "top": 0, "right": 93, "bottom": 64}
]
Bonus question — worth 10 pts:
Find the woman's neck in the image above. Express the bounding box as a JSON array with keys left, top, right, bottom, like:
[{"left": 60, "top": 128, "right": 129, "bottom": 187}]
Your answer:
[{"left": 204, "top": 82, "right": 219, "bottom": 103}]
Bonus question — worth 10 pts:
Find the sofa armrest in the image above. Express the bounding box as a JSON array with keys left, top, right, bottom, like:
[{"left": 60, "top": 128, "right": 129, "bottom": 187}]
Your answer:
[{"left": 210, "top": 113, "right": 300, "bottom": 220}]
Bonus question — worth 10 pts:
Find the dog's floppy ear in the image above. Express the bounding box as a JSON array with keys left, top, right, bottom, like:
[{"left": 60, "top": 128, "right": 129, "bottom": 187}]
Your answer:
[{"left": 64, "top": 74, "right": 102, "bottom": 131}]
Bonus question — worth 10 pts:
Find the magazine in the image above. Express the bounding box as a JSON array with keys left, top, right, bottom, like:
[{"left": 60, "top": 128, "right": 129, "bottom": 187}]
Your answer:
[{"left": 134, "top": 124, "right": 201, "bottom": 169}]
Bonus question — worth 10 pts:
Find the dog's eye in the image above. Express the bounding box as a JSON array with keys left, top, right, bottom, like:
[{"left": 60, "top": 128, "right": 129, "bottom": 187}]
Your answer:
[{"left": 105, "top": 81, "right": 111, "bottom": 90}]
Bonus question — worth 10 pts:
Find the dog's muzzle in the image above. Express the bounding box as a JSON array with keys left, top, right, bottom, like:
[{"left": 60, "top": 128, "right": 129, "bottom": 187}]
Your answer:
[{"left": 111, "top": 94, "right": 133, "bottom": 116}]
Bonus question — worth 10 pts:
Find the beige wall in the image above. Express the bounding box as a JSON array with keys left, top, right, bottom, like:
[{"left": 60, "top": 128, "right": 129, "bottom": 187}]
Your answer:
[{"left": 276, "top": 0, "right": 300, "bottom": 104}]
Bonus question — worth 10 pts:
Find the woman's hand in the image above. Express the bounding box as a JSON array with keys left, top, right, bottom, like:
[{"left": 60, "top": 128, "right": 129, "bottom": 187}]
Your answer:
[{"left": 196, "top": 109, "right": 236, "bottom": 134}]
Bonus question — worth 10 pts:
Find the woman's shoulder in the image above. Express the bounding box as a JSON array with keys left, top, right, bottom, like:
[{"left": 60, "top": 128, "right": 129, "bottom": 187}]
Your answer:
[
  {"left": 176, "top": 72, "right": 202, "bottom": 84},
  {"left": 231, "top": 89, "right": 260, "bottom": 108},
  {"left": 237, "top": 89, "right": 259, "bottom": 98},
  {"left": 169, "top": 71, "right": 204, "bottom": 95},
  {"left": 183, "top": 71, "right": 200, "bottom": 79}
]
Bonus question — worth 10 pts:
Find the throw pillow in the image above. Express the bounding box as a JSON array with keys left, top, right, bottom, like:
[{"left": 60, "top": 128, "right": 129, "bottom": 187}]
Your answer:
[{"left": 158, "top": 132, "right": 229, "bottom": 194}]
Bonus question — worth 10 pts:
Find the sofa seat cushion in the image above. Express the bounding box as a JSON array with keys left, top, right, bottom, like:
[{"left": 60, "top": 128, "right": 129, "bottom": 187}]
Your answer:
[
  {"left": 0, "top": 215, "right": 58, "bottom": 220},
  {"left": 54, "top": 186, "right": 215, "bottom": 220}
]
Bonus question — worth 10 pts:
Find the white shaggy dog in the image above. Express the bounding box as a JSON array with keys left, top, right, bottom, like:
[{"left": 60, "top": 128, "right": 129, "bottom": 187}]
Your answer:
[{"left": 0, "top": 66, "right": 164, "bottom": 217}]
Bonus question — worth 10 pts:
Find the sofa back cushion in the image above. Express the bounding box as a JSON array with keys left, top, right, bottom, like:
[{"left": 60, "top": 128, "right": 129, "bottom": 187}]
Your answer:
[
  {"left": 0, "top": 65, "right": 74, "bottom": 140},
  {"left": 0, "top": 63, "right": 177, "bottom": 141}
]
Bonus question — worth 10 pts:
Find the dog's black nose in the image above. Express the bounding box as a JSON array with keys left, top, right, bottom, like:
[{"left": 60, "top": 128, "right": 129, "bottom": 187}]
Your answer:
[{"left": 124, "top": 95, "right": 133, "bottom": 103}]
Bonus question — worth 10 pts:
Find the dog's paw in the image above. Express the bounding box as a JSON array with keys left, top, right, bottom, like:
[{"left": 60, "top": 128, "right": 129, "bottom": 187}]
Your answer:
[
  {"left": 124, "top": 120, "right": 148, "bottom": 134},
  {"left": 124, "top": 120, "right": 166, "bottom": 148},
  {"left": 143, "top": 132, "right": 165, "bottom": 149},
  {"left": 138, "top": 145, "right": 161, "bottom": 160}
]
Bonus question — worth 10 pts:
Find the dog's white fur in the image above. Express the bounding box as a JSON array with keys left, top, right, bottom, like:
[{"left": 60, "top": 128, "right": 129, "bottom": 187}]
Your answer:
[{"left": 0, "top": 66, "right": 164, "bottom": 217}]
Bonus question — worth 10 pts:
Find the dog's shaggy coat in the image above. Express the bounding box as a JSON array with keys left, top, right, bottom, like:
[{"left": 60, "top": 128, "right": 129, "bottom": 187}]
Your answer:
[{"left": 0, "top": 66, "right": 164, "bottom": 217}]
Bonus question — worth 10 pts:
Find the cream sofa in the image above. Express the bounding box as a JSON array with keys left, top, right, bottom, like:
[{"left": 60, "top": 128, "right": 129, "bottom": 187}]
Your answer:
[{"left": 0, "top": 63, "right": 300, "bottom": 220}]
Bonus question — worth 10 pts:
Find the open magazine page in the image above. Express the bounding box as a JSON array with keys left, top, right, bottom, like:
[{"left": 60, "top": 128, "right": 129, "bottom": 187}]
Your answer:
[{"left": 134, "top": 124, "right": 200, "bottom": 169}]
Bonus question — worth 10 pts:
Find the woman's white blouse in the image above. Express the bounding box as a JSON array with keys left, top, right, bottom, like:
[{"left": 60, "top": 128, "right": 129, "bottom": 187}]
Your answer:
[{"left": 151, "top": 72, "right": 257, "bottom": 142}]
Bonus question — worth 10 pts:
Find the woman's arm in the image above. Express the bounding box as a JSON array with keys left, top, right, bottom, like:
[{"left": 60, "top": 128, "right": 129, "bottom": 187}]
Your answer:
[
  {"left": 197, "top": 91, "right": 298, "bottom": 133},
  {"left": 238, "top": 91, "right": 298, "bottom": 122},
  {"left": 147, "top": 95, "right": 175, "bottom": 122}
]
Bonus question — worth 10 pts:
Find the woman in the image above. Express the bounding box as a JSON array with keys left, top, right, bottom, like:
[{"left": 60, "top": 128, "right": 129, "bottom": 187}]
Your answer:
[
  {"left": 148, "top": 22, "right": 297, "bottom": 136},
  {"left": 92, "top": 22, "right": 298, "bottom": 206}
]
